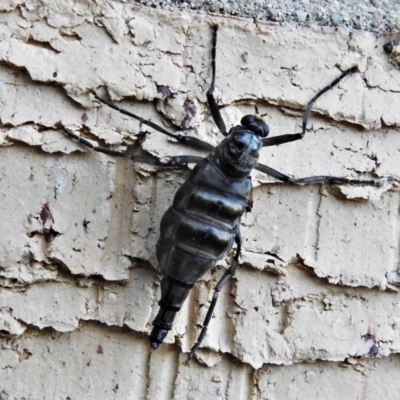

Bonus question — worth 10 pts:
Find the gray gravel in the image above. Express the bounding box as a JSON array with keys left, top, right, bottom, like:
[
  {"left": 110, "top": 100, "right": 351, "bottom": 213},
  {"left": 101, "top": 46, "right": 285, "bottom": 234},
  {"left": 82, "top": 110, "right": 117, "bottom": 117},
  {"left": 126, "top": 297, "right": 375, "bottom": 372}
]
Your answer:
[{"left": 126, "top": 0, "right": 400, "bottom": 33}]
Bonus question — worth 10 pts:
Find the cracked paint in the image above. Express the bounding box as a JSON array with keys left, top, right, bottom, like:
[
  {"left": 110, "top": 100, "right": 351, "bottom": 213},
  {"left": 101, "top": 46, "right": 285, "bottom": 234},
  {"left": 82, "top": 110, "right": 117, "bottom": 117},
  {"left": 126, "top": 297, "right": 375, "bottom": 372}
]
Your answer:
[{"left": 0, "top": 0, "right": 400, "bottom": 398}]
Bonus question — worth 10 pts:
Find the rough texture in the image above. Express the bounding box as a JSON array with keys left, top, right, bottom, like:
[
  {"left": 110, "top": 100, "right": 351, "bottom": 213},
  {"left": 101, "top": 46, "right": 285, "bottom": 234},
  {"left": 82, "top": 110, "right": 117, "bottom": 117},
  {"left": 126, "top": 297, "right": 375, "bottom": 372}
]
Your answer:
[
  {"left": 130, "top": 0, "right": 400, "bottom": 33},
  {"left": 1, "top": 0, "right": 400, "bottom": 398}
]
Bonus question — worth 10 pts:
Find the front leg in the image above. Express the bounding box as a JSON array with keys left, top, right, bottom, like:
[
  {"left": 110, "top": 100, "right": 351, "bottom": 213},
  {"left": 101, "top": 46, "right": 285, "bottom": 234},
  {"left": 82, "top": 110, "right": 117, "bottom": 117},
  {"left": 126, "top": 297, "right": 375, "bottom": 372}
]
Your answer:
[
  {"left": 60, "top": 124, "right": 203, "bottom": 167},
  {"left": 255, "top": 162, "right": 396, "bottom": 187}
]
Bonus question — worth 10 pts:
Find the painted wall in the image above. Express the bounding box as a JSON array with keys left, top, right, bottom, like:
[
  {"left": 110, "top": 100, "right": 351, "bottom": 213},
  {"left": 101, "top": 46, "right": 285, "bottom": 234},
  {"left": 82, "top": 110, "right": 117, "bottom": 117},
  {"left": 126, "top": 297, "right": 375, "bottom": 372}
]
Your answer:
[{"left": 0, "top": 1, "right": 400, "bottom": 398}]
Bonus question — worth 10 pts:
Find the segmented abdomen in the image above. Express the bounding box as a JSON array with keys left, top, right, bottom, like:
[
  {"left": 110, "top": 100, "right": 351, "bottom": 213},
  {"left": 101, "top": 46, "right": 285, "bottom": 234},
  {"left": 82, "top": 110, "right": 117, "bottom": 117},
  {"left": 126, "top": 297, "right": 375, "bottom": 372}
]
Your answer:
[{"left": 156, "top": 157, "right": 251, "bottom": 284}]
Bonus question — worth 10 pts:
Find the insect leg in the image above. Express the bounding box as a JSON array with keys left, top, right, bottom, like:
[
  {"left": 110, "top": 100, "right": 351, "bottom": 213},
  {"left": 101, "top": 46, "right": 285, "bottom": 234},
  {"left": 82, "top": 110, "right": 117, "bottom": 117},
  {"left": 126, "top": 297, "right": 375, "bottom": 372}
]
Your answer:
[
  {"left": 255, "top": 162, "right": 395, "bottom": 187},
  {"left": 183, "top": 232, "right": 242, "bottom": 365},
  {"left": 60, "top": 124, "right": 203, "bottom": 167},
  {"left": 206, "top": 25, "right": 228, "bottom": 137},
  {"left": 261, "top": 67, "right": 358, "bottom": 147},
  {"left": 90, "top": 91, "right": 214, "bottom": 152}
]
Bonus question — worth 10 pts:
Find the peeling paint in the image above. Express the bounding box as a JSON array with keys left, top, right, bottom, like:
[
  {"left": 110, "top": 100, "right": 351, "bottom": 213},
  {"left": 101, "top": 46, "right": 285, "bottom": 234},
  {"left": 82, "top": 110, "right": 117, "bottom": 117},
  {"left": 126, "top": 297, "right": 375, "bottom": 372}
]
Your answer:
[{"left": 1, "top": 0, "right": 400, "bottom": 398}]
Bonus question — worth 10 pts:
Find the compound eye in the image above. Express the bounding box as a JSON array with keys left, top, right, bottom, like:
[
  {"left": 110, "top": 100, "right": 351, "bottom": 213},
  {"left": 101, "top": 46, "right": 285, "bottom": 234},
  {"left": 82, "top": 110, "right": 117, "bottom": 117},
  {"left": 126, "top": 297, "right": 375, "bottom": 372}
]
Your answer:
[
  {"left": 261, "top": 123, "right": 270, "bottom": 137},
  {"left": 241, "top": 115, "right": 255, "bottom": 127},
  {"left": 241, "top": 115, "right": 269, "bottom": 137}
]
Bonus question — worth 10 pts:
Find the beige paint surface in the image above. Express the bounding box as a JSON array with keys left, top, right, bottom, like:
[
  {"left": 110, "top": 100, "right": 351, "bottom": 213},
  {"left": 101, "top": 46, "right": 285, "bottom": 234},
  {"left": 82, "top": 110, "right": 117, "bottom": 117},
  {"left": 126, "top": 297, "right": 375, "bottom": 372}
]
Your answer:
[{"left": 0, "top": 0, "right": 400, "bottom": 398}]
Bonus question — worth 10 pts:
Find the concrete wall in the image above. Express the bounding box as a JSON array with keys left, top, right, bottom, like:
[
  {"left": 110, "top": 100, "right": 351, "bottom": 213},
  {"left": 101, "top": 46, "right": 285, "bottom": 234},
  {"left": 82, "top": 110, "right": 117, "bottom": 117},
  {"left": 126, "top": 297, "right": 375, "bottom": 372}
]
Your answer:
[{"left": 1, "top": 1, "right": 400, "bottom": 398}]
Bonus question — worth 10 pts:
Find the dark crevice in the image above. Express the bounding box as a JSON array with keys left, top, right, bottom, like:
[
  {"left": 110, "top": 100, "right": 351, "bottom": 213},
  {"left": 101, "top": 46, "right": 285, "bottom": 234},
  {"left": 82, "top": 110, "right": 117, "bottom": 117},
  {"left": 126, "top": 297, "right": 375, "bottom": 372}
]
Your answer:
[{"left": 25, "top": 36, "right": 60, "bottom": 54}]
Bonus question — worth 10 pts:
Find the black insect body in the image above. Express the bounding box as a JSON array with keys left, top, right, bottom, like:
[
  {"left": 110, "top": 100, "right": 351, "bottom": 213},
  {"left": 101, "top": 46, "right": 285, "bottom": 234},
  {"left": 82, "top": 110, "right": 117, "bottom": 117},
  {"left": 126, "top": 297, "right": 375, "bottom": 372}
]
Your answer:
[
  {"left": 151, "top": 124, "right": 263, "bottom": 351},
  {"left": 61, "top": 26, "right": 394, "bottom": 364}
]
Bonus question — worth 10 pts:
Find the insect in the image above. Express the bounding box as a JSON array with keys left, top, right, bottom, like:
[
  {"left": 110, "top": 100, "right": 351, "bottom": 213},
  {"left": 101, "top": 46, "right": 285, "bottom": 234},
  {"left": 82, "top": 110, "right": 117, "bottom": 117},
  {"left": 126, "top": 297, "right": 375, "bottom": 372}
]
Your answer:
[{"left": 60, "top": 25, "right": 394, "bottom": 365}]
